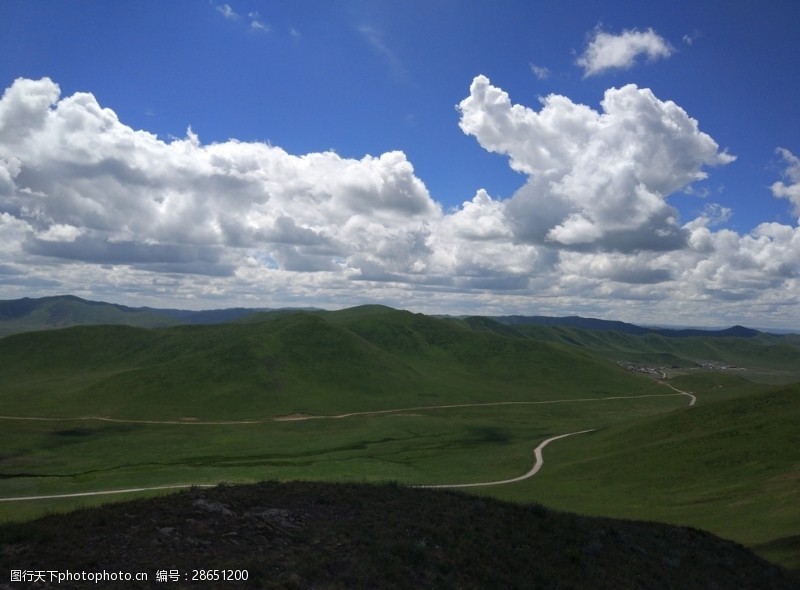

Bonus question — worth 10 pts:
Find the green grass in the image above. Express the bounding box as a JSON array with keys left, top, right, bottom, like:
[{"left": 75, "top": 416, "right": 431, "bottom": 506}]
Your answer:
[
  {"left": 0, "top": 388, "right": 684, "bottom": 507},
  {"left": 510, "top": 323, "right": 800, "bottom": 376},
  {"left": 0, "top": 306, "right": 798, "bottom": 571},
  {"left": 482, "top": 383, "right": 800, "bottom": 568},
  {"left": 0, "top": 309, "right": 650, "bottom": 420}
]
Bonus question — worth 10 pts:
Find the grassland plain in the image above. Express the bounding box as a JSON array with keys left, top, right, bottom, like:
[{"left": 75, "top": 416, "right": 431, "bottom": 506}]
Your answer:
[
  {"left": 0, "top": 391, "right": 686, "bottom": 510},
  {"left": 1, "top": 305, "right": 799, "bottom": 572}
]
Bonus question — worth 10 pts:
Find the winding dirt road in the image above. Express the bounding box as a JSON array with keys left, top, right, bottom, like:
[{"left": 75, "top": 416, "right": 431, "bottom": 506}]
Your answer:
[
  {"left": 419, "top": 429, "right": 596, "bottom": 489},
  {"left": 659, "top": 381, "right": 696, "bottom": 406}
]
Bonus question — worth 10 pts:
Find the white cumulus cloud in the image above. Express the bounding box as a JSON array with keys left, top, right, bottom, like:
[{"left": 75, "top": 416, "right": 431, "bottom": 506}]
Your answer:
[
  {"left": 458, "top": 75, "right": 734, "bottom": 252},
  {"left": 771, "top": 148, "right": 800, "bottom": 217},
  {"left": 576, "top": 27, "right": 673, "bottom": 77},
  {"left": 0, "top": 77, "right": 439, "bottom": 281},
  {"left": 1, "top": 76, "right": 799, "bottom": 329}
]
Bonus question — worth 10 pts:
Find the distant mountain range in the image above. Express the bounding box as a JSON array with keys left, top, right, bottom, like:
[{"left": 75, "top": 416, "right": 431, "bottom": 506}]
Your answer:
[
  {"left": 0, "top": 295, "right": 316, "bottom": 337},
  {"left": 0, "top": 295, "right": 787, "bottom": 339},
  {"left": 490, "top": 314, "right": 764, "bottom": 338}
]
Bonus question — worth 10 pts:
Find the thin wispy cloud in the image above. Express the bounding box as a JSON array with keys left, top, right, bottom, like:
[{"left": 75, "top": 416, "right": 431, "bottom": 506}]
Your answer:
[
  {"left": 530, "top": 64, "right": 551, "bottom": 80},
  {"left": 249, "top": 12, "right": 270, "bottom": 33},
  {"left": 216, "top": 4, "right": 269, "bottom": 34},
  {"left": 358, "top": 25, "right": 406, "bottom": 80},
  {"left": 216, "top": 3, "right": 238, "bottom": 20},
  {"left": 682, "top": 30, "right": 701, "bottom": 45}
]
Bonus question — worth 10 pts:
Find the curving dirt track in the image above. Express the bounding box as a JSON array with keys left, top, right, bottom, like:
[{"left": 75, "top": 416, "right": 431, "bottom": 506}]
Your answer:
[{"left": 419, "top": 429, "right": 596, "bottom": 489}]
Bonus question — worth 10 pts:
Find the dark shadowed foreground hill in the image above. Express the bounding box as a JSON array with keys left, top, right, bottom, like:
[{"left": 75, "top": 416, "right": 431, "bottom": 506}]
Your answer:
[{"left": 1, "top": 481, "right": 796, "bottom": 589}]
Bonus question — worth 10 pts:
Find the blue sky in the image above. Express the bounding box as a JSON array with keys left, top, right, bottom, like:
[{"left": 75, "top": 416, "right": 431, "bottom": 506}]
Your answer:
[{"left": 1, "top": 1, "right": 799, "bottom": 329}]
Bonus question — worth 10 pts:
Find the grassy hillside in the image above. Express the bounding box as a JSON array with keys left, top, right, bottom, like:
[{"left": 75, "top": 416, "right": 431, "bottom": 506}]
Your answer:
[
  {"left": 0, "top": 307, "right": 649, "bottom": 420},
  {"left": 1, "top": 481, "right": 797, "bottom": 589},
  {"left": 482, "top": 321, "right": 800, "bottom": 378},
  {"left": 0, "top": 307, "right": 667, "bottom": 501},
  {"left": 489, "top": 382, "right": 800, "bottom": 568},
  {"left": 0, "top": 308, "right": 681, "bottom": 522},
  {"left": 1, "top": 305, "right": 797, "bottom": 575}
]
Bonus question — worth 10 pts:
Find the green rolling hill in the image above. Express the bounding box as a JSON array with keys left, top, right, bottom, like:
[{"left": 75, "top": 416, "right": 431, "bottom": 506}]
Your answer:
[
  {"left": 0, "top": 306, "right": 648, "bottom": 420},
  {"left": 0, "top": 302, "right": 798, "bottom": 575},
  {"left": 466, "top": 318, "right": 800, "bottom": 378},
  {"left": 488, "top": 381, "right": 800, "bottom": 568}
]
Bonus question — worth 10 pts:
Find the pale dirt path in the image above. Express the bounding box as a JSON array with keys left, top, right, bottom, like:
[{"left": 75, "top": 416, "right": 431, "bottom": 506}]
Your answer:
[
  {"left": 419, "top": 429, "right": 597, "bottom": 489},
  {"left": 0, "top": 484, "right": 216, "bottom": 503},
  {"left": 0, "top": 391, "right": 693, "bottom": 426},
  {"left": 658, "top": 381, "right": 697, "bottom": 406}
]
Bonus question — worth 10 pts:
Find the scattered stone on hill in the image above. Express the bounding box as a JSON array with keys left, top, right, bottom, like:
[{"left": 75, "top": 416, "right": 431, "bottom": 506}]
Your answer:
[
  {"left": 192, "top": 498, "right": 235, "bottom": 517},
  {"left": 1, "top": 481, "right": 797, "bottom": 589}
]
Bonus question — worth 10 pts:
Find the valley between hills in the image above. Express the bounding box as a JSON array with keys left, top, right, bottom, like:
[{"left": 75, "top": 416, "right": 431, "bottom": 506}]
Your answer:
[{"left": 0, "top": 296, "right": 798, "bottom": 588}]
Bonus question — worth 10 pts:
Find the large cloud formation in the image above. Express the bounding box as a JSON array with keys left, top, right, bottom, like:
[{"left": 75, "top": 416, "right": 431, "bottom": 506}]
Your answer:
[
  {"left": 0, "top": 77, "right": 437, "bottom": 279},
  {"left": 458, "top": 75, "right": 734, "bottom": 252},
  {"left": 1, "top": 76, "right": 798, "bottom": 327}
]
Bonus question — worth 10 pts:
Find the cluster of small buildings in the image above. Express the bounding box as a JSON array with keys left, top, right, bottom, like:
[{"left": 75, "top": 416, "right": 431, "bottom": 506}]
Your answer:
[
  {"left": 616, "top": 362, "right": 665, "bottom": 377},
  {"left": 617, "top": 360, "right": 743, "bottom": 376}
]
